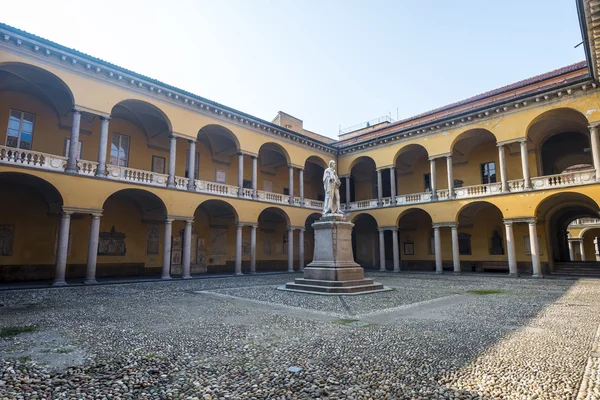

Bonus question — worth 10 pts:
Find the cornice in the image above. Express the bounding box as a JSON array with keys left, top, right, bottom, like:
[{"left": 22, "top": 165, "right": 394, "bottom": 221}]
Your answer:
[
  {"left": 337, "top": 79, "right": 596, "bottom": 156},
  {"left": 0, "top": 27, "right": 337, "bottom": 155}
]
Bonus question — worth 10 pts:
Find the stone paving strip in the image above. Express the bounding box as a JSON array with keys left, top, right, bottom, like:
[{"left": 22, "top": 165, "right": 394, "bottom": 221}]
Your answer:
[{"left": 0, "top": 273, "right": 598, "bottom": 399}]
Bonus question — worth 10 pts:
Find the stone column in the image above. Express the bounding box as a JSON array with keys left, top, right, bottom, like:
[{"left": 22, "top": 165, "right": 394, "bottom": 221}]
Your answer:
[
  {"left": 288, "top": 166, "right": 294, "bottom": 203},
  {"left": 528, "top": 219, "right": 542, "bottom": 277},
  {"left": 446, "top": 155, "right": 454, "bottom": 198},
  {"left": 590, "top": 125, "right": 600, "bottom": 180},
  {"left": 519, "top": 140, "right": 532, "bottom": 189},
  {"left": 187, "top": 140, "right": 196, "bottom": 191},
  {"left": 53, "top": 211, "right": 72, "bottom": 286},
  {"left": 235, "top": 224, "right": 243, "bottom": 275},
  {"left": 84, "top": 213, "right": 102, "bottom": 284},
  {"left": 167, "top": 135, "right": 177, "bottom": 187},
  {"left": 237, "top": 153, "right": 244, "bottom": 197},
  {"left": 451, "top": 224, "right": 460, "bottom": 273},
  {"left": 345, "top": 176, "right": 351, "bottom": 206},
  {"left": 579, "top": 240, "right": 586, "bottom": 262},
  {"left": 66, "top": 110, "right": 81, "bottom": 173},
  {"left": 251, "top": 156, "right": 258, "bottom": 199},
  {"left": 568, "top": 240, "right": 575, "bottom": 261},
  {"left": 298, "top": 228, "right": 305, "bottom": 271},
  {"left": 498, "top": 144, "right": 508, "bottom": 192},
  {"left": 434, "top": 226, "right": 442, "bottom": 274},
  {"left": 505, "top": 220, "right": 518, "bottom": 276},
  {"left": 287, "top": 227, "right": 294, "bottom": 272},
  {"left": 392, "top": 228, "right": 400, "bottom": 272},
  {"left": 378, "top": 228, "right": 386, "bottom": 271},
  {"left": 430, "top": 159, "right": 438, "bottom": 200},
  {"left": 389, "top": 167, "right": 397, "bottom": 205},
  {"left": 249, "top": 225, "right": 257, "bottom": 274},
  {"left": 182, "top": 219, "right": 193, "bottom": 279},
  {"left": 161, "top": 219, "right": 173, "bottom": 279},
  {"left": 96, "top": 116, "right": 110, "bottom": 177},
  {"left": 377, "top": 169, "right": 383, "bottom": 205},
  {"left": 299, "top": 169, "right": 305, "bottom": 206}
]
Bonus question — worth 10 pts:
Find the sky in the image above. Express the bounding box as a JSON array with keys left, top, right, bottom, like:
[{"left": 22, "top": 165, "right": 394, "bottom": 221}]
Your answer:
[{"left": 1, "top": 0, "right": 586, "bottom": 139}]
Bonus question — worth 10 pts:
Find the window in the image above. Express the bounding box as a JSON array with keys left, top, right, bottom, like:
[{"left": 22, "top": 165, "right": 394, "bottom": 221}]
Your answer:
[
  {"left": 283, "top": 188, "right": 290, "bottom": 196},
  {"left": 185, "top": 151, "right": 199, "bottom": 178},
  {"left": 424, "top": 173, "right": 431, "bottom": 192},
  {"left": 110, "top": 133, "right": 130, "bottom": 167},
  {"left": 458, "top": 233, "right": 472, "bottom": 255},
  {"left": 63, "top": 138, "right": 83, "bottom": 159},
  {"left": 481, "top": 162, "right": 497, "bottom": 184},
  {"left": 242, "top": 179, "right": 252, "bottom": 189},
  {"left": 6, "top": 110, "right": 35, "bottom": 150}
]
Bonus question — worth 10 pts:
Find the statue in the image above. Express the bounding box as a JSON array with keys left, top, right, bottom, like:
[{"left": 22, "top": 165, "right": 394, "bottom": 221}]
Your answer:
[
  {"left": 323, "top": 160, "right": 342, "bottom": 215},
  {"left": 490, "top": 230, "right": 504, "bottom": 255}
]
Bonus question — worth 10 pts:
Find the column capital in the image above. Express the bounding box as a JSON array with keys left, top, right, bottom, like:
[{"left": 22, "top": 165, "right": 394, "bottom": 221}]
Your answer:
[
  {"left": 288, "top": 225, "right": 304, "bottom": 231},
  {"left": 91, "top": 213, "right": 103, "bottom": 219},
  {"left": 503, "top": 217, "right": 536, "bottom": 224},
  {"left": 432, "top": 222, "right": 457, "bottom": 228},
  {"left": 188, "top": 139, "right": 197, "bottom": 144},
  {"left": 379, "top": 226, "right": 397, "bottom": 231},
  {"left": 71, "top": 108, "right": 82, "bottom": 115},
  {"left": 568, "top": 237, "right": 583, "bottom": 243},
  {"left": 376, "top": 165, "right": 393, "bottom": 171},
  {"left": 428, "top": 153, "right": 451, "bottom": 161},
  {"left": 100, "top": 115, "right": 111, "bottom": 121},
  {"left": 589, "top": 121, "right": 600, "bottom": 129},
  {"left": 237, "top": 222, "right": 258, "bottom": 228},
  {"left": 164, "top": 218, "right": 174, "bottom": 224},
  {"left": 185, "top": 219, "right": 194, "bottom": 224},
  {"left": 167, "top": 214, "right": 195, "bottom": 221},
  {"left": 62, "top": 206, "right": 103, "bottom": 215}
]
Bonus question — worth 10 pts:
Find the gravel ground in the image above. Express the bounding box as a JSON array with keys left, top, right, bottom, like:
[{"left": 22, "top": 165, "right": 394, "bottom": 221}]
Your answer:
[{"left": 0, "top": 272, "right": 598, "bottom": 399}]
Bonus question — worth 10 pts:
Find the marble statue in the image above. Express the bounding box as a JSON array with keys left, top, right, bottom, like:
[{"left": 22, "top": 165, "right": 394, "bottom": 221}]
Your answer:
[{"left": 323, "top": 160, "right": 342, "bottom": 215}]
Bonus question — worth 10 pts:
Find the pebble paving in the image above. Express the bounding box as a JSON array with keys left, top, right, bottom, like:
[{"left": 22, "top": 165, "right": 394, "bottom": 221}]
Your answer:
[{"left": 0, "top": 272, "right": 599, "bottom": 399}]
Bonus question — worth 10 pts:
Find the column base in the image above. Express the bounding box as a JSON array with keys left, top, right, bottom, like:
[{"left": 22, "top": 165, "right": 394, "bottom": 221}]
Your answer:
[
  {"left": 379, "top": 268, "right": 387, "bottom": 272},
  {"left": 52, "top": 280, "right": 67, "bottom": 286},
  {"left": 508, "top": 272, "right": 519, "bottom": 278},
  {"left": 235, "top": 271, "right": 244, "bottom": 276},
  {"left": 167, "top": 183, "right": 176, "bottom": 189},
  {"left": 453, "top": 271, "right": 461, "bottom": 275},
  {"left": 287, "top": 269, "right": 295, "bottom": 273},
  {"left": 182, "top": 275, "right": 192, "bottom": 279},
  {"left": 393, "top": 268, "right": 400, "bottom": 273},
  {"left": 95, "top": 172, "right": 107, "bottom": 178},
  {"left": 435, "top": 270, "right": 443, "bottom": 275},
  {"left": 161, "top": 275, "right": 172, "bottom": 280},
  {"left": 187, "top": 186, "right": 195, "bottom": 192},
  {"left": 65, "top": 168, "right": 78, "bottom": 174},
  {"left": 249, "top": 271, "right": 257, "bottom": 275},
  {"left": 83, "top": 279, "right": 97, "bottom": 285},
  {"left": 531, "top": 274, "right": 543, "bottom": 279}
]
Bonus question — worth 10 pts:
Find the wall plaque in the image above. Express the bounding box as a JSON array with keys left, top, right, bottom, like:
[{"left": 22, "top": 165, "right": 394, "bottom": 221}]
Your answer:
[{"left": 98, "top": 226, "right": 126, "bottom": 256}]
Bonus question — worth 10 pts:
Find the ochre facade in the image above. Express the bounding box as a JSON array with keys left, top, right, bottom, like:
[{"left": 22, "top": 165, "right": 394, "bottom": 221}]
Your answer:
[{"left": 2, "top": 21, "right": 600, "bottom": 284}]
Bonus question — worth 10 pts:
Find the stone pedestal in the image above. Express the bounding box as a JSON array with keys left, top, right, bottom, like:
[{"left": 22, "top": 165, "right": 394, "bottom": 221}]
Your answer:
[{"left": 280, "top": 214, "right": 388, "bottom": 295}]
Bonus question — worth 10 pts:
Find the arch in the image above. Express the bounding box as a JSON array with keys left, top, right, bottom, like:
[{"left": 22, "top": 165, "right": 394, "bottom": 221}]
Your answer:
[
  {"left": 350, "top": 156, "right": 377, "bottom": 201},
  {"left": 535, "top": 192, "right": 600, "bottom": 219},
  {"left": 396, "top": 207, "right": 433, "bottom": 226},
  {"left": 450, "top": 128, "right": 498, "bottom": 150},
  {"left": 351, "top": 212, "right": 379, "bottom": 226},
  {"left": 0, "top": 62, "right": 75, "bottom": 120},
  {"left": 451, "top": 129, "right": 498, "bottom": 166},
  {"left": 197, "top": 199, "right": 239, "bottom": 223},
  {"left": 257, "top": 206, "right": 291, "bottom": 227},
  {"left": 304, "top": 155, "right": 328, "bottom": 170},
  {"left": 258, "top": 142, "right": 291, "bottom": 174},
  {"left": 393, "top": 144, "right": 429, "bottom": 175},
  {"left": 579, "top": 226, "right": 600, "bottom": 239},
  {"left": 197, "top": 124, "right": 241, "bottom": 160},
  {"left": 304, "top": 212, "right": 322, "bottom": 228},
  {"left": 526, "top": 108, "right": 590, "bottom": 146},
  {"left": 351, "top": 213, "right": 380, "bottom": 269},
  {"left": 0, "top": 172, "right": 63, "bottom": 213},
  {"left": 455, "top": 201, "right": 505, "bottom": 223},
  {"left": 102, "top": 188, "right": 168, "bottom": 220},
  {"left": 348, "top": 155, "right": 376, "bottom": 172},
  {"left": 111, "top": 99, "right": 172, "bottom": 143}
]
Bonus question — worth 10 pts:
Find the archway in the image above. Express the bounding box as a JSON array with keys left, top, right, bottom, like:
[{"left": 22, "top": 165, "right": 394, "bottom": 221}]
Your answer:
[
  {"left": 304, "top": 156, "right": 326, "bottom": 202},
  {"left": 397, "top": 208, "right": 433, "bottom": 271},
  {"left": 109, "top": 100, "right": 172, "bottom": 172},
  {"left": 99, "top": 188, "right": 167, "bottom": 279},
  {"left": 0, "top": 172, "right": 64, "bottom": 282},
  {"left": 0, "top": 63, "right": 75, "bottom": 157},
  {"left": 197, "top": 125, "right": 240, "bottom": 183},
  {"left": 351, "top": 214, "right": 379, "bottom": 269},
  {"left": 349, "top": 156, "right": 377, "bottom": 201},
  {"left": 527, "top": 108, "right": 591, "bottom": 176},
  {"left": 304, "top": 213, "right": 322, "bottom": 265},
  {"left": 257, "top": 207, "right": 291, "bottom": 271},
  {"left": 193, "top": 200, "right": 239, "bottom": 274},
  {"left": 451, "top": 129, "right": 498, "bottom": 187},
  {"left": 536, "top": 192, "right": 600, "bottom": 274},
  {"left": 394, "top": 144, "right": 430, "bottom": 195},
  {"left": 258, "top": 143, "right": 291, "bottom": 195},
  {"left": 456, "top": 201, "right": 506, "bottom": 273}
]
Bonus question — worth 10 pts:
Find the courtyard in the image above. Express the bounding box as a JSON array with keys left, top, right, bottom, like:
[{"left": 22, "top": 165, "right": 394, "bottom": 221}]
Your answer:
[{"left": 0, "top": 273, "right": 599, "bottom": 399}]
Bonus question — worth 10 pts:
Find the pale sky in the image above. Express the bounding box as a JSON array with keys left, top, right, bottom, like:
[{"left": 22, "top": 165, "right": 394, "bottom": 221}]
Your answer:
[{"left": 2, "top": 0, "right": 585, "bottom": 139}]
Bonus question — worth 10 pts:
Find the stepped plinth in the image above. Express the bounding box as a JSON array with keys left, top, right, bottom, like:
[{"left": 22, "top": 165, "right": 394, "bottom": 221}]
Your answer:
[{"left": 279, "top": 214, "right": 389, "bottom": 295}]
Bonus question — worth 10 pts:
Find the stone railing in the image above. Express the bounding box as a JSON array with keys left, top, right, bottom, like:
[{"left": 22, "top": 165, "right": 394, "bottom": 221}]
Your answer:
[
  {"left": 175, "top": 176, "right": 189, "bottom": 190},
  {"left": 196, "top": 180, "right": 238, "bottom": 197},
  {"left": 346, "top": 199, "right": 379, "bottom": 211},
  {"left": 569, "top": 218, "right": 600, "bottom": 227},
  {"left": 257, "top": 190, "right": 290, "bottom": 205},
  {"left": 77, "top": 160, "right": 98, "bottom": 176},
  {"left": 396, "top": 192, "right": 433, "bottom": 205},
  {"left": 242, "top": 188, "right": 254, "bottom": 199},
  {"left": 436, "top": 189, "right": 450, "bottom": 201},
  {"left": 106, "top": 165, "right": 168, "bottom": 186},
  {"left": 507, "top": 179, "right": 525, "bottom": 192},
  {"left": 454, "top": 182, "right": 502, "bottom": 199},
  {"left": 531, "top": 170, "right": 595, "bottom": 189},
  {"left": 306, "top": 199, "right": 324, "bottom": 210},
  {"left": 0, "top": 145, "right": 67, "bottom": 171}
]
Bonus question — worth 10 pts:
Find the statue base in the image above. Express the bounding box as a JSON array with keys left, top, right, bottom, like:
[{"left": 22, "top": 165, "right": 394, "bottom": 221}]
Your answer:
[{"left": 279, "top": 214, "right": 389, "bottom": 295}]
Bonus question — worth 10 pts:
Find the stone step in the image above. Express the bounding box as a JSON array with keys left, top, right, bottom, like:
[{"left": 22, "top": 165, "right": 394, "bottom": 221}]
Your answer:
[
  {"left": 284, "top": 281, "right": 385, "bottom": 294},
  {"left": 292, "top": 278, "right": 376, "bottom": 287}
]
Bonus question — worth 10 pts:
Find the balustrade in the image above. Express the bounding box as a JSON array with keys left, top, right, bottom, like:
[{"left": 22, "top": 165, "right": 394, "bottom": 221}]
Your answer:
[
  {"left": 196, "top": 180, "right": 238, "bottom": 197},
  {"left": 454, "top": 182, "right": 502, "bottom": 199},
  {"left": 77, "top": 160, "right": 98, "bottom": 176},
  {"left": 0, "top": 145, "right": 67, "bottom": 171}
]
